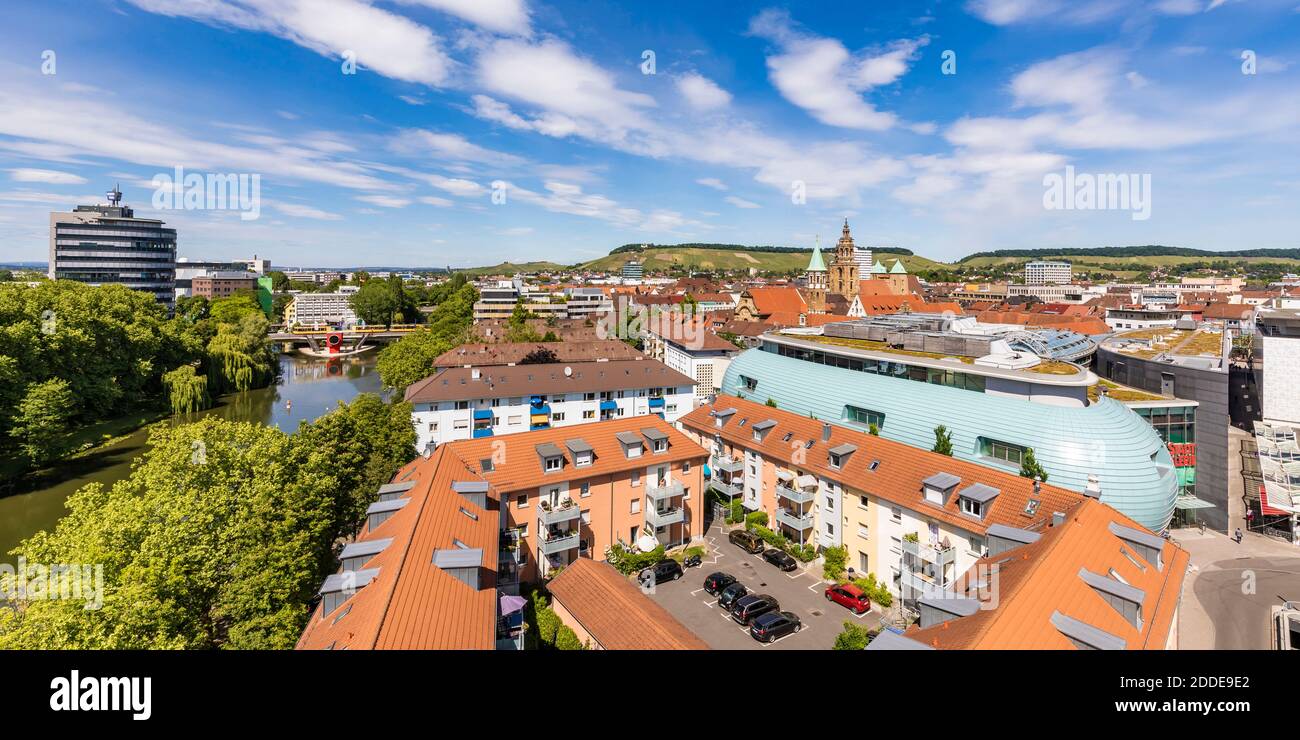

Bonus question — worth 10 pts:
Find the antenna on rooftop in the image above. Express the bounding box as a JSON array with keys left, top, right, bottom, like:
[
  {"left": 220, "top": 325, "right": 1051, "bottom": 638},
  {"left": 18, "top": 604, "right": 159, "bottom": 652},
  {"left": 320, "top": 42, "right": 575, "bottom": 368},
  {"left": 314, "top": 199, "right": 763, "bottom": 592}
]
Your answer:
[{"left": 106, "top": 183, "right": 122, "bottom": 207}]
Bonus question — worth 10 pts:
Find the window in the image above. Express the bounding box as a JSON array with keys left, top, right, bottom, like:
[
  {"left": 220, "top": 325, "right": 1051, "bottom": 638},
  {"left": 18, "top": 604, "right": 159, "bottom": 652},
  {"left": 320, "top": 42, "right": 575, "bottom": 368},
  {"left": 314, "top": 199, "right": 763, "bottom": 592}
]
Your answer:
[
  {"left": 580, "top": 482, "right": 591, "bottom": 497},
  {"left": 825, "top": 495, "right": 834, "bottom": 510},
  {"left": 890, "top": 507, "right": 902, "bottom": 523},
  {"left": 581, "top": 510, "right": 591, "bottom": 524},
  {"left": 480, "top": 458, "right": 494, "bottom": 473},
  {"left": 584, "top": 392, "right": 596, "bottom": 401},
  {"left": 631, "top": 470, "right": 641, "bottom": 486},
  {"left": 829, "top": 452, "right": 843, "bottom": 469},
  {"left": 960, "top": 498, "right": 983, "bottom": 517},
  {"left": 516, "top": 494, "right": 529, "bottom": 508},
  {"left": 741, "top": 374, "right": 758, "bottom": 391},
  {"left": 682, "top": 460, "right": 691, "bottom": 474},
  {"left": 575, "top": 451, "right": 592, "bottom": 467},
  {"left": 544, "top": 456, "right": 562, "bottom": 472},
  {"left": 427, "top": 422, "right": 437, "bottom": 431},
  {"left": 845, "top": 405, "right": 885, "bottom": 429},
  {"left": 858, "top": 526, "right": 870, "bottom": 540},
  {"left": 981, "top": 438, "right": 1026, "bottom": 466},
  {"left": 826, "top": 523, "right": 835, "bottom": 536},
  {"left": 508, "top": 415, "right": 522, "bottom": 425},
  {"left": 453, "top": 419, "right": 469, "bottom": 430},
  {"left": 652, "top": 439, "right": 666, "bottom": 453},
  {"left": 968, "top": 535, "right": 983, "bottom": 555},
  {"left": 552, "top": 412, "right": 565, "bottom": 422},
  {"left": 455, "top": 401, "right": 469, "bottom": 410},
  {"left": 490, "top": 398, "right": 500, "bottom": 407},
  {"left": 666, "top": 404, "right": 677, "bottom": 413},
  {"left": 630, "top": 499, "right": 641, "bottom": 514},
  {"left": 859, "top": 495, "right": 869, "bottom": 510},
  {"left": 583, "top": 410, "right": 595, "bottom": 419}
]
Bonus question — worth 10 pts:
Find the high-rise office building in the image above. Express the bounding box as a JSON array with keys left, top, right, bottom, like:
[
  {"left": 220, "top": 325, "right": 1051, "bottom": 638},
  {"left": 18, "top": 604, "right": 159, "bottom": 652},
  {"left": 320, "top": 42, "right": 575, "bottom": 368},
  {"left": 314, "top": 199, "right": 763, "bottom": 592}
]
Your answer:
[
  {"left": 1024, "top": 260, "right": 1072, "bottom": 286},
  {"left": 49, "top": 186, "right": 176, "bottom": 306}
]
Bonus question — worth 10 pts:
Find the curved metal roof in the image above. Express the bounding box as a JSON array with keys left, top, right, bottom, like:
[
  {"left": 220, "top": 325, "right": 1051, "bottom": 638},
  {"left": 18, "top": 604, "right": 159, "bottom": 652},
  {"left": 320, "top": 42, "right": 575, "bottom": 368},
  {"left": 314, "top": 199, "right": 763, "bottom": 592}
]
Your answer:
[{"left": 722, "top": 348, "right": 1178, "bottom": 532}]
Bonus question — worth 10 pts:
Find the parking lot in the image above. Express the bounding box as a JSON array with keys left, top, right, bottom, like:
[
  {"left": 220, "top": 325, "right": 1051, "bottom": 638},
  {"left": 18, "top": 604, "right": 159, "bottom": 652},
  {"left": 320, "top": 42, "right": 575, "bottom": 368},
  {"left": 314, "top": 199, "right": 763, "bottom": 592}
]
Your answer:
[{"left": 645, "top": 522, "right": 882, "bottom": 649}]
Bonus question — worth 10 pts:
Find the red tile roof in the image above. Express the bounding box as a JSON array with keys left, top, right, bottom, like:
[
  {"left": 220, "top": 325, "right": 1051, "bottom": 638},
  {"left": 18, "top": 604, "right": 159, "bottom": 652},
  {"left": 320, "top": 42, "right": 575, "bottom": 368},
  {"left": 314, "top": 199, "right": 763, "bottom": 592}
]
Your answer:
[{"left": 546, "top": 559, "right": 710, "bottom": 650}]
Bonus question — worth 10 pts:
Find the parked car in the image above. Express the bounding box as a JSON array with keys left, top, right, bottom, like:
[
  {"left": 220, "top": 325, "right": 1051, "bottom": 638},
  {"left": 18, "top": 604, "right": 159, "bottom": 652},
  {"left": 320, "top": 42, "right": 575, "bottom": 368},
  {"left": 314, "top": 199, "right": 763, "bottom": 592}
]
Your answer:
[
  {"left": 728, "top": 529, "right": 765, "bottom": 554},
  {"left": 638, "top": 559, "right": 683, "bottom": 586},
  {"left": 703, "top": 572, "right": 737, "bottom": 596},
  {"left": 761, "top": 548, "right": 797, "bottom": 572},
  {"left": 749, "top": 611, "right": 802, "bottom": 643},
  {"left": 730, "top": 594, "right": 780, "bottom": 625},
  {"left": 825, "top": 583, "right": 871, "bottom": 614},
  {"left": 717, "top": 581, "right": 750, "bottom": 611}
]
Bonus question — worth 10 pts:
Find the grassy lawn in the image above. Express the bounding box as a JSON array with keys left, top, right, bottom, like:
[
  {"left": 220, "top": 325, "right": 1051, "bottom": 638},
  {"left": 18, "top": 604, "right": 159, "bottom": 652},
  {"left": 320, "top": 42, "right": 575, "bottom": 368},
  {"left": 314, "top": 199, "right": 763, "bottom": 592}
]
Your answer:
[
  {"left": 786, "top": 332, "right": 977, "bottom": 364},
  {"left": 1088, "top": 378, "right": 1166, "bottom": 403}
]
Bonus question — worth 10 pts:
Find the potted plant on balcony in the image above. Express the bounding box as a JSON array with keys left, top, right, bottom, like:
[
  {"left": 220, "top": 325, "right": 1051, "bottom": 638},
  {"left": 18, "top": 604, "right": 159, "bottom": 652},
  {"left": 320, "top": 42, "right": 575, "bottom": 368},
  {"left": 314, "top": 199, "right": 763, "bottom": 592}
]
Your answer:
[{"left": 903, "top": 532, "right": 920, "bottom": 543}]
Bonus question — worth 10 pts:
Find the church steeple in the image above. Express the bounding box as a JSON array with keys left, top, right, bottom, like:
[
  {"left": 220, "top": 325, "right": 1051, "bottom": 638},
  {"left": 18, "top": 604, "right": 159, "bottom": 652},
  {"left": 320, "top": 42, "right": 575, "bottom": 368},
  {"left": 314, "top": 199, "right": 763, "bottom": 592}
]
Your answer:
[
  {"left": 828, "top": 219, "right": 860, "bottom": 300},
  {"left": 806, "top": 236, "right": 826, "bottom": 273},
  {"left": 805, "top": 235, "right": 828, "bottom": 314}
]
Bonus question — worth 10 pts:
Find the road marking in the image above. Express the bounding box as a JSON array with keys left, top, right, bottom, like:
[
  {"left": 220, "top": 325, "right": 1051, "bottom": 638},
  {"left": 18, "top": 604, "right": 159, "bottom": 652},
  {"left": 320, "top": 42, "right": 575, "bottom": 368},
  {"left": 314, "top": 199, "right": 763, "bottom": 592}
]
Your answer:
[{"left": 690, "top": 587, "right": 706, "bottom": 596}]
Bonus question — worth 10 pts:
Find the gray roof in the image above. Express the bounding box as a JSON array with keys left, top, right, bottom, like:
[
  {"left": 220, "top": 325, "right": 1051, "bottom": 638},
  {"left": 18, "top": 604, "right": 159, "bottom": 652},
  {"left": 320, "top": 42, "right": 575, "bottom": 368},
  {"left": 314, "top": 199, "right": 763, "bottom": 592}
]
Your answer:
[
  {"left": 615, "top": 431, "right": 643, "bottom": 446},
  {"left": 752, "top": 419, "right": 777, "bottom": 432},
  {"left": 919, "top": 597, "right": 982, "bottom": 618},
  {"left": 714, "top": 407, "right": 736, "bottom": 419},
  {"left": 864, "top": 630, "right": 935, "bottom": 651},
  {"left": 641, "top": 427, "right": 669, "bottom": 442},
  {"left": 535, "top": 442, "right": 565, "bottom": 459},
  {"left": 986, "top": 524, "right": 1042, "bottom": 545},
  {"left": 367, "top": 497, "right": 410, "bottom": 514},
  {"left": 319, "top": 567, "right": 381, "bottom": 595},
  {"left": 403, "top": 358, "right": 696, "bottom": 403},
  {"left": 339, "top": 538, "right": 393, "bottom": 560},
  {"left": 565, "top": 438, "right": 594, "bottom": 454},
  {"left": 957, "top": 482, "right": 1001, "bottom": 503},
  {"left": 1050, "top": 610, "right": 1127, "bottom": 650},
  {"left": 827, "top": 442, "right": 858, "bottom": 457},
  {"left": 433, "top": 548, "right": 484, "bottom": 569},
  {"left": 451, "top": 480, "right": 489, "bottom": 494},
  {"left": 1078, "top": 568, "right": 1146, "bottom": 605},
  {"left": 377, "top": 480, "right": 416, "bottom": 495},
  {"left": 922, "top": 472, "right": 961, "bottom": 490}
]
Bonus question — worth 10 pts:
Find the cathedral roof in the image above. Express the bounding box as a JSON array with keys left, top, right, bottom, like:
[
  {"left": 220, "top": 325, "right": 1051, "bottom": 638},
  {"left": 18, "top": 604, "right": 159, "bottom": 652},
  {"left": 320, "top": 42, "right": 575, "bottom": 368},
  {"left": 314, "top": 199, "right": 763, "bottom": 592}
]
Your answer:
[{"left": 806, "top": 244, "right": 826, "bottom": 272}]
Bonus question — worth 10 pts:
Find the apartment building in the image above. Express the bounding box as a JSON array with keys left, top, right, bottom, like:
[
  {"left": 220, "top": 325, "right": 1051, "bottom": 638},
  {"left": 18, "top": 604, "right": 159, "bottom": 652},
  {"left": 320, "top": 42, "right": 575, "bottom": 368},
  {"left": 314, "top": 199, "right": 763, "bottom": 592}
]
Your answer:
[
  {"left": 432, "top": 340, "right": 643, "bottom": 370},
  {"left": 283, "top": 291, "right": 359, "bottom": 327},
  {"left": 448, "top": 416, "right": 708, "bottom": 581},
  {"left": 870, "top": 497, "right": 1189, "bottom": 650},
  {"left": 681, "top": 394, "right": 1095, "bottom": 608},
  {"left": 404, "top": 359, "right": 696, "bottom": 452},
  {"left": 1024, "top": 260, "right": 1072, "bottom": 286},
  {"left": 642, "top": 315, "right": 740, "bottom": 399},
  {"left": 191, "top": 270, "right": 258, "bottom": 299}
]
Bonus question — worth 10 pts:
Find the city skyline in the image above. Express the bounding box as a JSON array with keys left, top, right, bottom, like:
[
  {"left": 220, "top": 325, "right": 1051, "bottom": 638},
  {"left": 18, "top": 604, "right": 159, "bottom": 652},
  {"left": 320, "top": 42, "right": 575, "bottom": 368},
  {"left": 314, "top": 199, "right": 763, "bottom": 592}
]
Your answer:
[{"left": 0, "top": 1, "right": 1298, "bottom": 268}]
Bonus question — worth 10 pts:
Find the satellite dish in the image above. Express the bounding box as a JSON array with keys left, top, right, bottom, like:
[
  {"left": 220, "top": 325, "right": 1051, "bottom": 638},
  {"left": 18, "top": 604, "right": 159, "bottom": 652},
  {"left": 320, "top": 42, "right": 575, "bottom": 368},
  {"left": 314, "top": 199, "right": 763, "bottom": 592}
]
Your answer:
[
  {"left": 636, "top": 534, "right": 659, "bottom": 553},
  {"left": 564, "top": 366, "right": 573, "bottom": 377}
]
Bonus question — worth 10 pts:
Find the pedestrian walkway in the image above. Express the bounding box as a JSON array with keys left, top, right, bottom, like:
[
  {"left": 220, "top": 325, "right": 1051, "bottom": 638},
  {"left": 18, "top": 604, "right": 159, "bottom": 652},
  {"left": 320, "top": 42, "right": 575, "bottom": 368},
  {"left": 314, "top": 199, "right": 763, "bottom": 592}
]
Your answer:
[{"left": 1170, "top": 528, "right": 1300, "bottom": 649}]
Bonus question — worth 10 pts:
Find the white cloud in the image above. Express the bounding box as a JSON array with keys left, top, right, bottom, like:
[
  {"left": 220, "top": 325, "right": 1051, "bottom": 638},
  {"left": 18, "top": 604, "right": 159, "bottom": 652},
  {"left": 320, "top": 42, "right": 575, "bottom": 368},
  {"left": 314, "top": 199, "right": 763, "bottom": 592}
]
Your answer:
[
  {"left": 392, "top": 0, "right": 531, "bottom": 35},
  {"left": 126, "top": 0, "right": 452, "bottom": 85},
  {"left": 966, "top": 0, "right": 1131, "bottom": 25},
  {"left": 724, "top": 196, "right": 760, "bottom": 209},
  {"left": 389, "top": 129, "right": 525, "bottom": 166},
  {"left": 675, "top": 73, "right": 731, "bottom": 110},
  {"left": 7, "top": 168, "right": 87, "bottom": 185},
  {"left": 500, "top": 226, "right": 534, "bottom": 236},
  {"left": 355, "top": 194, "right": 411, "bottom": 208},
  {"left": 749, "top": 9, "right": 925, "bottom": 131},
  {"left": 419, "top": 195, "right": 454, "bottom": 206},
  {"left": 271, "top": 201, "right": 342, "bottom": 220},
  {"left": 696, "top": 178, "right": 727, "bottom": 191}
]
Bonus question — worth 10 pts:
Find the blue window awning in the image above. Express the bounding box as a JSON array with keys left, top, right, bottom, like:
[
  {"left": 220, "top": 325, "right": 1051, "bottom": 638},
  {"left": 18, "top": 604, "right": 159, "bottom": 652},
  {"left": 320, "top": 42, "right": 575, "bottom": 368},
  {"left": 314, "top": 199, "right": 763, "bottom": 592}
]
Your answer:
[{"left": 599, "top": 400, "right": 618, "bottom": 411}]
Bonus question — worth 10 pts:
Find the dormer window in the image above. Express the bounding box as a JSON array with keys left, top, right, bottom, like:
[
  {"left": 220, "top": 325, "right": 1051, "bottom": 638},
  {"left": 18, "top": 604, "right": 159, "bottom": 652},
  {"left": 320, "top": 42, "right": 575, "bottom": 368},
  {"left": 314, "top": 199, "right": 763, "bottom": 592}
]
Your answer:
[
  {"left": 955, "top": 483, "right": 1000, "bottom": 520},
  {"left": 545, "top": 457, "right": 561, "bottom": 471},
  {"left": 535, "top": 442, "right": 566, "bottom": 473},
  {"left": 751, "top": 420, "right": 776, "bottom": 443},
  {"left": 566, "top": 439, "right": 594, "bottom": 467},
  {"left": 827, "top": 443, "right": 856, "bottom": 470},
  {"left": 921, "top": 472, "right": 961, "bottom": 506},
  {"left": 616, "top": 431, "right": 643, "bottom": 459},
  {"left": 960, "top": 498, "right": 982, "bottom": 517},
  {"left": 641, "top": 428, "right": 669, "bottom": 454}
]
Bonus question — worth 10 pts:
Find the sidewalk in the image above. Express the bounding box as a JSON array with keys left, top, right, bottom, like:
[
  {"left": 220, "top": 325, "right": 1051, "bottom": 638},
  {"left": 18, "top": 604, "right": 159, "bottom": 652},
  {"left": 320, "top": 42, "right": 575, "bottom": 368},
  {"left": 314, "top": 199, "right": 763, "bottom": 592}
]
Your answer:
[{"left": 1170, "top": 527, "right": 1300, "bottom": 649}]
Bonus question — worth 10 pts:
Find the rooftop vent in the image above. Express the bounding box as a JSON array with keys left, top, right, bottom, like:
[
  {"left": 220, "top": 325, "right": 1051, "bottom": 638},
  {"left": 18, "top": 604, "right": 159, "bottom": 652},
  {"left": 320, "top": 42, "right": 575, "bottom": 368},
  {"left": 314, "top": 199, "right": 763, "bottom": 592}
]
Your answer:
[{"left": 822, "top": 423, "right": 832, "bottom": 442}]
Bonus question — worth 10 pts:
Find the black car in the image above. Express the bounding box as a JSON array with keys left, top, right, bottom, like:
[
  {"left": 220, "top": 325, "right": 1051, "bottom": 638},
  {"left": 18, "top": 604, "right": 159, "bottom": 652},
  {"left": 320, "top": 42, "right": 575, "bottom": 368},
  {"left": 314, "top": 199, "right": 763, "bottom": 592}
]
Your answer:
[
  {"left": 638, "top": 559, "right": 683, "bottom": 586},
  {"left": 749, "top": 611, "right": 802, "bottom": 643},
  {"left": 717, "top": 581, "right": 750, "bottom": 611},
  {"left": 761, "top": 548, "right": 798, "bottom": 572},
  {"left": 703, "top": 572, "right": 737, "bottom": 596},
  {"left": 730, "top": 594, "right": 780, "bottom": 625},
  {"left": 728, "top": 529, "right": 765, "bottom": 554}
]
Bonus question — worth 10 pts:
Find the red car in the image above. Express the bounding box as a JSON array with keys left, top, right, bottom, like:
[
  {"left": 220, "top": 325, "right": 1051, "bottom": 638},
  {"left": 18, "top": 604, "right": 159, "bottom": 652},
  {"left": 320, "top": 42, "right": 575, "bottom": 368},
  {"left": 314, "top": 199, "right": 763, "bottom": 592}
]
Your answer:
[{"left": 825, "top": 584, "right": 871, "bottom": 614}]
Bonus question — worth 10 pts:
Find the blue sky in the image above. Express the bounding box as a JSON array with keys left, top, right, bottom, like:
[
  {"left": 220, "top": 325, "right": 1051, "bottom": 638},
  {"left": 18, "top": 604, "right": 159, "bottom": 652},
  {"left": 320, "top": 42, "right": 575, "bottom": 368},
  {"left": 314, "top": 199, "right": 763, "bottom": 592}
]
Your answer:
[{"left": 0, "top": 0, "right": 1297, "bottom": 268}]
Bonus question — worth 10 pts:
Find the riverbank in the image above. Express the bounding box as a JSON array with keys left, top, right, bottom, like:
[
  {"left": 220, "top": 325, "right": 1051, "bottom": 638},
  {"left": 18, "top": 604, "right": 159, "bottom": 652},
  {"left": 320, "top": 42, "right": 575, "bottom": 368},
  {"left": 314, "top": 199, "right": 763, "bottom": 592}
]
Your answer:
[{"left": 0, "top": 406, "right": 170, "bottom": 486}]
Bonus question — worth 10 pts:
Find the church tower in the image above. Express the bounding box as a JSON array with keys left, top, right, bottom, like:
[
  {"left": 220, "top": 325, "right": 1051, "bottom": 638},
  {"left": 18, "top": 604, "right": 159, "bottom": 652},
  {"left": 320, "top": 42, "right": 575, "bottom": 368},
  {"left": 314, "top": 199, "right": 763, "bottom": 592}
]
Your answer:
[
  {"left": 804, "top": 237, "right": 827, "bottom": 314},
  {"left": 828, "top": 219, "right": 860, "bottom": 299}
]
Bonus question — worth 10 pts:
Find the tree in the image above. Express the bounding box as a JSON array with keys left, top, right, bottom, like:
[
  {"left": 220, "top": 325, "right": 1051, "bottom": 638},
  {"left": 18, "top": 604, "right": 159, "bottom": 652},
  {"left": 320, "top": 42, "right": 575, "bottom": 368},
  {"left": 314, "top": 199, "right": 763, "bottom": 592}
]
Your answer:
[
  {"left": 520, "top": 348, "right": 559, "bottom": 365},
  {"left": 375, "top": 283, "right": 478, "bottom": 392},
  {"left": 350, "top": 280, "right": 401, "bottom": 327},
  {"left": 0, "top": 269, "right": 13, "bottom": 282},
  {"left": 1019, "top": 447, "right": 1049, "bottom": 483},
  {"left": 268, "top": 270, "right": 290, "bottom": 292},
  {"left": 0, "top": 395, "right": 414, "bottom": 649},
  {"left": 163, "top": 365, "right": 211, "bottom": 414},
  {"left": 9, "top": 378, "right": 75, "bottom": 464},
  {"left": 833, "top": 621, "right": 876, "bottom": 650},
  {"left": 932, "top": 425, "right": 953, "bottom": 456}
]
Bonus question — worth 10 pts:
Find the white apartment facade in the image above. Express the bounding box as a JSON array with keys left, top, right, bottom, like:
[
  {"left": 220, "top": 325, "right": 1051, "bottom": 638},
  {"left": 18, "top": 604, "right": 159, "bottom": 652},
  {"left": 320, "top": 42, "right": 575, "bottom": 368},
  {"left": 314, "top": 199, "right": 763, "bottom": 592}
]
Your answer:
[
  {"left": 1024, "top": 261, "right": 1072, "bottom": 286},
  {"left": 284, "top": 291, "right": 359, "bottom": 327},
  {"left": 403, "top": 359, "right": 696, "bottom": 453}
]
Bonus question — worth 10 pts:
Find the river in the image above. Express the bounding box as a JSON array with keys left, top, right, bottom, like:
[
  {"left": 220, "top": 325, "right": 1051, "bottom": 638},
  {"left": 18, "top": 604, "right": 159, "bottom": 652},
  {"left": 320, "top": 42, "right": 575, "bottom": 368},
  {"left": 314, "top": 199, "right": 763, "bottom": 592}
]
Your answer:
[{"left": 0, "top": 353, "right": 385, "bottom": 558}]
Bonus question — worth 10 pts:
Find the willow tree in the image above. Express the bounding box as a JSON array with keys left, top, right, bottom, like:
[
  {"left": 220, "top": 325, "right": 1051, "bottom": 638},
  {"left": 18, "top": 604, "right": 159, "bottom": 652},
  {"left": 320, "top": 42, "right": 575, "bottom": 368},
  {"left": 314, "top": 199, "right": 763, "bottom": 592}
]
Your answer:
[{"left": 163, "top": 365, "right": 210, "bottom": 414}]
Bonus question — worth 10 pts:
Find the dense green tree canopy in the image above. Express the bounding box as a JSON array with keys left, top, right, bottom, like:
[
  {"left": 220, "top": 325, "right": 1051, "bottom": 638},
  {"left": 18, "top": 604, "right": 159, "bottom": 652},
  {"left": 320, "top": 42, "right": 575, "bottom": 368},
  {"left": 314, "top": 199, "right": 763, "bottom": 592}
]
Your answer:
[{"left": 375, "top": 283, "right": 478, "bottom": 392}]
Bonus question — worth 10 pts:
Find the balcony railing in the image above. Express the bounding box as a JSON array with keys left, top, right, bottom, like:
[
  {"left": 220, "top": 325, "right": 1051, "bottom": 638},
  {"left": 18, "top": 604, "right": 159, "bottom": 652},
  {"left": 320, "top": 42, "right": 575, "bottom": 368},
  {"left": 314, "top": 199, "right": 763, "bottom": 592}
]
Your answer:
[
  {"left": 711, "top": 455, "right": 744, "bottom": 474},
  {"left": 537, "top": 500, "right": 582, "bottom": 526},
  {"left": 709, "top": 478, "right": 742, "bottom": 497},
  {"left": 741, "top": 497, "right": 761, "bottom": 512},
  {"left": 647, "top": 481, "right": 685, "bottom": 503},
  {"left": 901, "top": 539, "right": 957, "bottom": 567},
  {"left": 775, "top": 508, "right": 814, "bottom": 531},
  {"left": 776, "top": 484, "right": 814, "bottom": 505},
  {"left": 539, "top": 530, "right": 580, "bottom": 555},
  {"left": 646, "top": 506, "right": 685, "bottom": 528}
]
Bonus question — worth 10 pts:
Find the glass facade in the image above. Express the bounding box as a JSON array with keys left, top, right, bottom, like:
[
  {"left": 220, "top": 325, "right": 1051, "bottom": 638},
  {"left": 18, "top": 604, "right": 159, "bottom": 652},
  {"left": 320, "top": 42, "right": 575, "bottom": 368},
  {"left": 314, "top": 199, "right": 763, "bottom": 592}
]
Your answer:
[
  {"left": 764, "top": 340, "right": 986, "bottom": 393},
  {"left": 1132, "top": 404, "right": 1197, "bottom": 498}
]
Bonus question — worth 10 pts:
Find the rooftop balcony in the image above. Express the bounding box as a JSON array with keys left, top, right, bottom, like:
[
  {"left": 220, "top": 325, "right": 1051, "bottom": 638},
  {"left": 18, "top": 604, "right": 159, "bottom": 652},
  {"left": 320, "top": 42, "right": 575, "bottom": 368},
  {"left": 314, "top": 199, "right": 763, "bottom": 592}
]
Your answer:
[
  {"left": 646, "top": 506, "right": 685, "bottom": 528},
  {"left": 709, "top": 479, "right": 742, "bottom": 497},
  {"left": 647, "top": 481, "right": 685, "bottom": 504},
  {"left": 775, "top": 508, "right": 814, "bottom": 531}
]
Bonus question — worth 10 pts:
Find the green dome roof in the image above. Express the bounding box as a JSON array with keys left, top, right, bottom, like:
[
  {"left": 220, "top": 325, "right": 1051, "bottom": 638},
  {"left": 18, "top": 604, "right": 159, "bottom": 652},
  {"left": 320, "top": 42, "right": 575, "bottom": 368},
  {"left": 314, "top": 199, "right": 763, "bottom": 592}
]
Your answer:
[
  {"left": 889, "top": 259, "right": 908, "bottom": 274},
  {"left": 806, "top": 245, "right": 826, "bottom": 272}
]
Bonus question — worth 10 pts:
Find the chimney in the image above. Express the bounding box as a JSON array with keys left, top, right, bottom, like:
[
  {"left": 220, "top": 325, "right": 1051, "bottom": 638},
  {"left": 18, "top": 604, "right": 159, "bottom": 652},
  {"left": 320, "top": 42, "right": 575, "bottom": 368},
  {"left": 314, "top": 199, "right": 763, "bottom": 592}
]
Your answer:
[
  {"left": 1051, "top": 511, "right": 1066, "bottom": 527},
  {"left": 1084, "top": 474, "right": 1102, "bottom": 499},
  {"left": 822, "top": 423, "right": 832, "bottom": 442},
  {"left": 1033, "top": 479, "right": 1041, "bottom": 495}
]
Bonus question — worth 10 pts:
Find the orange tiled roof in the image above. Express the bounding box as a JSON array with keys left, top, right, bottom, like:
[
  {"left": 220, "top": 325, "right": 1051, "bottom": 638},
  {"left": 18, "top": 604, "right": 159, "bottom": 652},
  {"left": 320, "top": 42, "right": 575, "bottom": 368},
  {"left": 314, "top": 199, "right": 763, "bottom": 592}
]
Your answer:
[
  {"left": 905, "top": 498, "right": 1188, "bottom": 650},
  {"left": 296, "top": 446, "right": 500, "bottom": 650},
  {"left": 1203, "top": 303, "right": 1255, "bottom": 320},
  {"left": 546, "top": 558, "right": 710, "bottom": 650},
  {"left": 443, "top": 415, "right": 708, "bottom": 494},
  {"left": 681, "top": 394, "right": 1082, "bottom": 536},
  {"left": 746, "top": 286, "right": 807, "bottom": 317}
]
